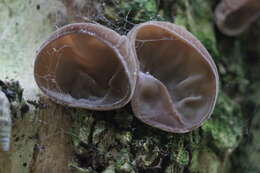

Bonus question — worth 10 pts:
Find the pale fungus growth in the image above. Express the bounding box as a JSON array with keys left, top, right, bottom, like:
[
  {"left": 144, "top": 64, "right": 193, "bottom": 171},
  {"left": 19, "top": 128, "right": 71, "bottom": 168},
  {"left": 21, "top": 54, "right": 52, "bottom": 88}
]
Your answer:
[
  {"left": 34, "top": 23, "right": 138, "bottom": 110},
  {"left": 215, "top": 0, "right": 260, "bottom": 36},
  {"left": 0, "top": 90, "right": 12, "bottom": 152},
  {"left": 127, "top": 21, "right": 219, "bottom": 133}
]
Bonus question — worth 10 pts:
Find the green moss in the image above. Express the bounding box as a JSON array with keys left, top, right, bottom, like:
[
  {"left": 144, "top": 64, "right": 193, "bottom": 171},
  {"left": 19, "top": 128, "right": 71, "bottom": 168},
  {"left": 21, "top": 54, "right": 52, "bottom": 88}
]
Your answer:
[
  {"left": 119, "top": 0, "right": 158, "bottom": 22},
  {"left": 69, "top": 110, "right": 94, "bottom": 147},
  {"left": 248, "top": 81, "right": 260, "bottom": 105},
  {"left": 220, "top": 41, "right": 250, "bottom": 95},
  {"left": 116, "top": 131, "right": 132, "bottom": 146},
  {"left": 165, "top": 164, "right": 184, "bottom": 173},
  {"left": 237, "top": 110, "right": 260, "bottom": 173},
  {"left": 115, "top": 149, "right": 135, "bottom": 173},
  {"left": 172, "top": 148, "right": 189, "bottom": 166},
  {"left": 174, "top": 0, "right": 220, "bottom": 59},
  {"left": 189, "top": 149, "right": 221, "bottom": 173},
  {"left": 103, "top": 0, "right": 165, "bottom": 34},
  {"left": 102, "top": 165, "right": 115, "bottom": 173},
  {"left": 92, "top": 121, "right": 117, "bottom": 152},
  {"left": 132, "top": 136, "right": 160, "bottom": 168},
  {"left": 227, "top": 22, "right": 260, "bottom": 173},
  {"left": 202, "top": 93, "right": 243, "bottom": 151},
  {"left": 69, "top": 108, "right": 198, "bottom": 172}
]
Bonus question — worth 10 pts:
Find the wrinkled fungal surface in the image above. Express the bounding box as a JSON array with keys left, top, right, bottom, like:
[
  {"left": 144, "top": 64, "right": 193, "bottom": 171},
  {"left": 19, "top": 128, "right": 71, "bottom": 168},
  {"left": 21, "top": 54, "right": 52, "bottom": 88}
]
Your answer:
[
  {"left": 0, "top": 90, "right": 11, "bottom": 151},
  {"left": 34, "top": 23, "right": 137, "bottom": 110},
  {"left": 215, "top": 0, "right": 260, "bottom": 36},
  {"left": 128, "top": 21, "right": 219, "bottom": 133}
]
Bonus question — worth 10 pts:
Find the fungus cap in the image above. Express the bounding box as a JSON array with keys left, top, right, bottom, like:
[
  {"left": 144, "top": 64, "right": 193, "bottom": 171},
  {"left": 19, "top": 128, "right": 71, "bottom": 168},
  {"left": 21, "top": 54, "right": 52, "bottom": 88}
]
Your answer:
[
  {"left": 128, "top": 21, "right": 219, "bottom": 133},
  {"left": 215, "top": 0, "right": 260, "bottom": 36},
  {"left": 34, "top": 23, "right": 137, "bottom": 110}
]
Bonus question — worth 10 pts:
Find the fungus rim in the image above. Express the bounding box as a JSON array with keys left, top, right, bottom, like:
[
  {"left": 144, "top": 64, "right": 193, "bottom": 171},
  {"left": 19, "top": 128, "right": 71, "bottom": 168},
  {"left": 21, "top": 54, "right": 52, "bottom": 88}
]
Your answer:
[
  {"left": 34, "top": 23, "right": 137, "bottom": 110},
  {"left": 128, "top": 21, "right": 219, "bottom": 133}
]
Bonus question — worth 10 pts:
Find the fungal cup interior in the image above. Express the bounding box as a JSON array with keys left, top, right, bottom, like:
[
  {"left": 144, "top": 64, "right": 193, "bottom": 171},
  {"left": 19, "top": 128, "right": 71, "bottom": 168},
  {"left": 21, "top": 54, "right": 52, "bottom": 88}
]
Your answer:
[
  {"left": 34, "top": 31, "right": 130, "bottom": 109},
  {"left": 130, "top": 23, "right": 218, "bottom": 132},
  {"left": 223, "top": 1, "right": 260, "bottom": 31}
]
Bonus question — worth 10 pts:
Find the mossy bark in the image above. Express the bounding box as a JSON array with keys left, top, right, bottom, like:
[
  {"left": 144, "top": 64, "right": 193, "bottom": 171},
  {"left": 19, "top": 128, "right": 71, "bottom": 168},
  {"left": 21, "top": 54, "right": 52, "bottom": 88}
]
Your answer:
[{"left": 0, "top": 0, "right": 259, "bottom": 173}]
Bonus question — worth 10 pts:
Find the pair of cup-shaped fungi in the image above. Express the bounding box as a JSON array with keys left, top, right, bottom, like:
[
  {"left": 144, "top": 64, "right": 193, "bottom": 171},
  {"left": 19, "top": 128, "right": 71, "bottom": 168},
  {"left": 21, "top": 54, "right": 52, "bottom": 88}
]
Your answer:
[
  {"left": 215, "top": 0, "right": 260, "bottom": 36},
  {"left": 34, "top": 21, "right": 219, "bottom": 133}
]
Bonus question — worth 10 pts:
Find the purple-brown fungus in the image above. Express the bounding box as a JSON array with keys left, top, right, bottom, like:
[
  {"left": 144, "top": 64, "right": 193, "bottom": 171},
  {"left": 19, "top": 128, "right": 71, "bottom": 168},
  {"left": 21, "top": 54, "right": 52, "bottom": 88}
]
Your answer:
[
  {"left": 215, "top": 0, "right": 260, "bottom": 36},
  {"left": 34, "top": 23, "right": 137, "bottom": 110},
  {"left": 128, "top": 21, "right": 219, "bottom": 133}
]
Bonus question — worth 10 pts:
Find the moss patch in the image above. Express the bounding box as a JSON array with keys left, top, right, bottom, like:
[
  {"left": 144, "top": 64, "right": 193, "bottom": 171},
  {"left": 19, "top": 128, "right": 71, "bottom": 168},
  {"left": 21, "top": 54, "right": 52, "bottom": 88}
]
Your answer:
[
  {"left": 202, "top": 93, "right": 243, "bottom": 151},
  {"left": 174, "top": 0, "right": 219, "bottom": 59}
]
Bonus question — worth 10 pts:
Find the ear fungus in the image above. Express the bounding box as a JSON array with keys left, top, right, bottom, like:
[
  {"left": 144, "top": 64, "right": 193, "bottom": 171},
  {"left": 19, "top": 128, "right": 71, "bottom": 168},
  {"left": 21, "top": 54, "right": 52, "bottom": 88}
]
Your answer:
[
  {"left": 128, "top": 21, "right": 219, "bottom": 133},
  {"left": 215, "top": 0, "right": 260, "bottom": 36},
  {"left": 34, "top": 23, "right": 137, "bottom": 110},
  {"left": 0, "top": 91, "right": 11, "bottom": 152}
]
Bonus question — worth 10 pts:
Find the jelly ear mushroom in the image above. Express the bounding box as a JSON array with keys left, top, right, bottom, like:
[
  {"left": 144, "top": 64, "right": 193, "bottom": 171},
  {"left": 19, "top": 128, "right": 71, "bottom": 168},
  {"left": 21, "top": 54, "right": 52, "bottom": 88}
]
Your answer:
[
  {"left": 127, "top": 21, "right": 219, "bottom": 133},
  {"left": 215, "top": 0, "right": 260, "bottom": 36},
  {"left": 34, "top": 23, "right": 137, "bottom": 110}
]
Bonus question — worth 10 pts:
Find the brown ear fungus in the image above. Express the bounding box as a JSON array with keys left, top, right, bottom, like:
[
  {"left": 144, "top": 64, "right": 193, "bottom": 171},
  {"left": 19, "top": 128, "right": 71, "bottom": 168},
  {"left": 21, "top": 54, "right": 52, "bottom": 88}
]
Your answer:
[
  {"left": 34, "top": 21, "right": 219, "bottom": 133},
  {"left": 34, "top": 23, "right": 137, "bottom": 110},
  {"left": 215, "top": 0, "right": 260, "bottom": 36},
  {"left": 127, "top": 21, "right": 219, "bottom": 133}
]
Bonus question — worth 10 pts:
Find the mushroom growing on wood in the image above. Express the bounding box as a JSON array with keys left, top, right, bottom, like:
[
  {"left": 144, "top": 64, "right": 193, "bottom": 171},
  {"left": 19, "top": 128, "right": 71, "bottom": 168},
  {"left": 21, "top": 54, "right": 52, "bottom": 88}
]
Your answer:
[
  {"left": 0, "top": 90, "right": 11, "bottom": 152},
  {"left": 34, "top": 23, "right": 137, "bottom": 110},
  {"left": 128, "top": 21, "right": 219, "bottom": 133},
  {"left": 215, "top": 0, "right": 260, "bottom": 36}
]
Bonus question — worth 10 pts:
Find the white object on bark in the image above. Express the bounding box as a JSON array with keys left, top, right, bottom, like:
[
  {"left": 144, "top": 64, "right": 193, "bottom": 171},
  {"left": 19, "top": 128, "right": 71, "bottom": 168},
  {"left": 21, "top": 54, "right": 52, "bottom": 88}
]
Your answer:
[{"left": 0, "top": 90, "right": 11, "bottom": 152}]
